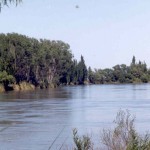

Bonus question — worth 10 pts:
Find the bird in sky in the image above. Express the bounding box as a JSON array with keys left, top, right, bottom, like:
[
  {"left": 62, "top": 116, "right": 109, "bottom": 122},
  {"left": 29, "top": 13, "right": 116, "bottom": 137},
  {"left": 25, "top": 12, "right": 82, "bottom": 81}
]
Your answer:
[{"left": 75, "top": 5, "right": 79, "bottom": 9}]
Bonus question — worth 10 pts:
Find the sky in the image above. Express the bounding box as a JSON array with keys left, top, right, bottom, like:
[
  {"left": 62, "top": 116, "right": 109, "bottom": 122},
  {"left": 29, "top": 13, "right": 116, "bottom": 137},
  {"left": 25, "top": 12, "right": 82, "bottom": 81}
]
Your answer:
[{"left": 1, "top": 0, "right": 150, "bottom": 69}]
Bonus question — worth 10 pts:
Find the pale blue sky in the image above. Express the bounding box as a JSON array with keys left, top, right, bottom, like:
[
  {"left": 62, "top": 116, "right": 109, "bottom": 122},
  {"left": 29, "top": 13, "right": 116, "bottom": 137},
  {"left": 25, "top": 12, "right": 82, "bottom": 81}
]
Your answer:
[{"left": 1, "top": 0, "right": 150, "bottom": 69}]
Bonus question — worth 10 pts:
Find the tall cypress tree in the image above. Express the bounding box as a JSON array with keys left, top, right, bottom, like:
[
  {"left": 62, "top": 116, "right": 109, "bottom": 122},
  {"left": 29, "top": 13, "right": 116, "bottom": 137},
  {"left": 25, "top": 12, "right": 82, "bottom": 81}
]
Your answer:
[
  {"left": 77, "top": 55, "right": 87, "bottom": 84},
  {"left": 131, "top": 56, "right": 136, "bottom": 66}
]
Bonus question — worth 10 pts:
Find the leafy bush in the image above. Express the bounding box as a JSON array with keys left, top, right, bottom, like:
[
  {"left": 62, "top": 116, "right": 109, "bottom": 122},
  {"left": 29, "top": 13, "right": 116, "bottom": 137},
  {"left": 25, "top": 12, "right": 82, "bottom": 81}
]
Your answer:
[{"left": 0, "top": 71, "right": 15, "bottom": 84}]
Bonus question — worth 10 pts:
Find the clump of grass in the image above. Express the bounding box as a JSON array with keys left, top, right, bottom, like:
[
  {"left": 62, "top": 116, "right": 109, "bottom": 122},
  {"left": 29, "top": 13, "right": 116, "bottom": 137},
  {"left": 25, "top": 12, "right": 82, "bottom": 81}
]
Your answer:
[{"left": 73, "top": 110, "right": 150, "bottom": 150}]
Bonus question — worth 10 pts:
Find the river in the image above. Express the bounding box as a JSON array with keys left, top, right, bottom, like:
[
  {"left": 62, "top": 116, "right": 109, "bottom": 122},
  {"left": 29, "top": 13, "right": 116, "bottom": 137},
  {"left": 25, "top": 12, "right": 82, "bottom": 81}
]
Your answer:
[{"left": 0, "top": 84, "right": 150, "bottom": 150}]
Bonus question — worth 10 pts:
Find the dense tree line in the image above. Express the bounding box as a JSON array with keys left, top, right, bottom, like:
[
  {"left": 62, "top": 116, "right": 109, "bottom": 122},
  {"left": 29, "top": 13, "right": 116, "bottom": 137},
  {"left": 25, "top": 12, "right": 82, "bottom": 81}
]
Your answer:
[
  {"left": 88, "top": 56, "right": 150, "bottom": 84},
  {"left": 0, "top": 33, "right": 150, "bottom": 91},
  {"left": 0, "top": 33, "right": 87, "bottom": 90}
]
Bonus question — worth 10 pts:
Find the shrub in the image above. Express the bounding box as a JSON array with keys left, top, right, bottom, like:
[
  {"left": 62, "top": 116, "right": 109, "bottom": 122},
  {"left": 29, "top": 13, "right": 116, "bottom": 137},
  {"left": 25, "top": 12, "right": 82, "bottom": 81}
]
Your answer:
[
  {"left": 101, "top": 110, "right": 150, "bottom": 150},
  {"left": 73, "top": 110, "right": 150, "bottom": 150},
  {"left": 73, "top": 128, "right": 93, "bottom": 150}
]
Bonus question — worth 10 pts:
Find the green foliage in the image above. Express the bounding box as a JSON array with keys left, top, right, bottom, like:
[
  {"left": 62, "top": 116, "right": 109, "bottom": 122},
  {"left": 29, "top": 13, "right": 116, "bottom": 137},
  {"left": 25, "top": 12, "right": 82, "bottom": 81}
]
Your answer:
[
  {"left": 0, "top": 33, "right": 88, "bottom": 88},
  {"left": 131, "top": 56, "right": 136, "bottom": 66},
  {"left": 88, "top": 67, "right": 95, "bottom": 84},
  {"left": 73, "top": 128, "right": 93, "bottom": 150},
  {"left": 89, "top": 56, "right": 150, "bottom": 84},
  {"left": 77, "top": 55, "right": 87, "bottom": 84},
  {"left": 140, "top": 74, "right": 149, "bottom": 83},
  {"left": 1, "top": 33, "right": 149, "bottom": 88},
  {"left": 0, "top": 71, "right": 15, "bottom": 84},
  {"left": 0, "top": 71, "right": 15, "bottom": 90}
]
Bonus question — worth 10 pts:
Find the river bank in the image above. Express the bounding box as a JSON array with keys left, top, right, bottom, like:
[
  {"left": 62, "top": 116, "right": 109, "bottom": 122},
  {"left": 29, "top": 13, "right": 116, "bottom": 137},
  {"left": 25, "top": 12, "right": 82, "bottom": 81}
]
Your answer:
[
  {"left": 0, "top": 82, "right": 35, "bottom": 93},
  {"left": 0, "top": 80, "right": 149, "bottom": 93}
]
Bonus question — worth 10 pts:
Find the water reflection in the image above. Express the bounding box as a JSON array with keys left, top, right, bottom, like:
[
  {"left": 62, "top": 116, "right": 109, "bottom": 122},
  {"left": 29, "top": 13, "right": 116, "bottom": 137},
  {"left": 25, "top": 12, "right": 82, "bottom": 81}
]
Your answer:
[
  {"left": 0, "top": 87, "right": 72, "bottom": 102},
  {"left": 0, "top": 84, "right": 150, "bottom": 149}
]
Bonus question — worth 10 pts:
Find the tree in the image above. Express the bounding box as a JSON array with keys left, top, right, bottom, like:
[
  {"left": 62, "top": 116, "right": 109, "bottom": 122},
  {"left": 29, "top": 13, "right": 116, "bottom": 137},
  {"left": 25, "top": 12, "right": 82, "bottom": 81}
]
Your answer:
[
  {"left": 131, "top": 56, "right": 136, "bottom": 66},
  {"left": 0, "top": 0, "right": 22, "bottom": 11},
  {"left": 88, "top": 67, "right": 95, "bottom": 84},
  {"left": 0, "top": 33, "right": 77, "bottom": 88},
  {"left": 77, "top": 55, "right": 87, "bottom": 84}
]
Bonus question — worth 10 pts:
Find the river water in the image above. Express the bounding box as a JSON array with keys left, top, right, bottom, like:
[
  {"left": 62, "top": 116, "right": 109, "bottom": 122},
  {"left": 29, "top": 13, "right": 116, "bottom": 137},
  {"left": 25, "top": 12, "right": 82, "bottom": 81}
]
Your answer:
[{"left": 0, "top": 84, "right": 150, "bottom": 150}]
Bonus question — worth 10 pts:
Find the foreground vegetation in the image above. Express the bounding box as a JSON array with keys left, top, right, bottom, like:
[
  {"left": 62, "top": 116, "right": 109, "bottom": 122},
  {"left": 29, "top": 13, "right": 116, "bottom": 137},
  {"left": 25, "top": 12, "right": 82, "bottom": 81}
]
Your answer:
[
  {"left": 73, "top": 110, "right": 150, "bottom": 150},
  {"left": 0, "top": 33, "right": 150, "bottom": 92}
]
